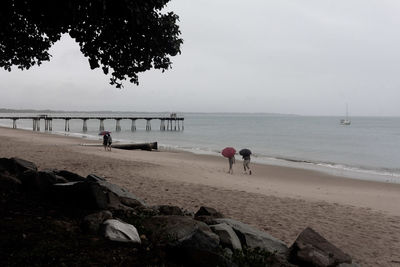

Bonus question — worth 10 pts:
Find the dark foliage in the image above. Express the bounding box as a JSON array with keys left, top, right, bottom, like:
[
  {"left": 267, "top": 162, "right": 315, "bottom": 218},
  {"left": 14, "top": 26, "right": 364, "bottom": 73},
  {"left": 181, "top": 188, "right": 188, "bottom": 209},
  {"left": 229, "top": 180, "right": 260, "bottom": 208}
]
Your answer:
[{"left": 0, "top": 0, "right": 183, "bottom": 88}]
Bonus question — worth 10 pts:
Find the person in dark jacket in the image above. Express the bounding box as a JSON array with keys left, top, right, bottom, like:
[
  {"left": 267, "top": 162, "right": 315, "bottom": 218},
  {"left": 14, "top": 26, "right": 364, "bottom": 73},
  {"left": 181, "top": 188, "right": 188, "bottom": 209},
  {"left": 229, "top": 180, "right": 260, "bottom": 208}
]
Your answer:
[
  {"left": 103, "top": 134, "right": 109, "bottom": 151},
  {"left": 107, "top": 133, "right": 112, "bottom": 151}
]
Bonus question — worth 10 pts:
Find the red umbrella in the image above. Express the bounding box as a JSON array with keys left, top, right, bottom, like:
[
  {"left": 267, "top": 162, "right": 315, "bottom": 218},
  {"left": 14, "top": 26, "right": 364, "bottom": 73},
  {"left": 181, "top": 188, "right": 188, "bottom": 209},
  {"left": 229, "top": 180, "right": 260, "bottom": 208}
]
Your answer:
[
  {"left": 221, "top": 147, "right": 236, "bottom": 158},
  {"left": 98, "top": 131, "right": 111, "bottom": 136}
]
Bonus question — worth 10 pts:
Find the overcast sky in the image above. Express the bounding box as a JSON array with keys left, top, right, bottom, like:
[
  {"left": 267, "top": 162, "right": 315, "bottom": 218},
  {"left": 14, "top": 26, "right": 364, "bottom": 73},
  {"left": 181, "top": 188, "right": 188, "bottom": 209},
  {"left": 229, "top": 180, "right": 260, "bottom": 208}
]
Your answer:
[{"left": 1, "top": 0, "right": 400, "bottom": 116}]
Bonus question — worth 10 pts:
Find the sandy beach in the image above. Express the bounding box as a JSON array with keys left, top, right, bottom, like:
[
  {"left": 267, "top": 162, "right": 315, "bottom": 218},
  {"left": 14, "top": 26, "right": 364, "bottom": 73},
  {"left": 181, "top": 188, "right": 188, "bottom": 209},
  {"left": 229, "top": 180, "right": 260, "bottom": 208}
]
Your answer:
[{"left": 1, "top": 126, "right": 399, "bottom": 266}]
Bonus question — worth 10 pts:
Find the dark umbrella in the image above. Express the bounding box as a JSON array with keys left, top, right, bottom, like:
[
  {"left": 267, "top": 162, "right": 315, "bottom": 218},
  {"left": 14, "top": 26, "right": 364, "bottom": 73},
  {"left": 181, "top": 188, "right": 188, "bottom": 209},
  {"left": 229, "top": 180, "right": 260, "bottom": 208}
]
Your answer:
[
  {"left": 98, "top": 131, "right": 111, "bottom": 136},
  {"left": 221, "top": 147, "right": 236, "bottom": 158},
  {"left": 239, "top": 148, "right": 252, "bottom": 157}
]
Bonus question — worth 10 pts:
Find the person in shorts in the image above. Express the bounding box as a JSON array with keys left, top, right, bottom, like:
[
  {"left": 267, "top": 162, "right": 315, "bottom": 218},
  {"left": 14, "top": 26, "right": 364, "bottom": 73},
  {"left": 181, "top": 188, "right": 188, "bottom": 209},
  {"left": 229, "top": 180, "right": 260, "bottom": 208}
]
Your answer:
[
  {"left": 242, "top": 154, "right": 251, "bottom": 175},
  {"left": 107, "top": 133, "right": 112, "bottom": 151},
  {"left": 228, "top": 155, "right": 235, "bottom": 174},
  {"left": 103, "top": 134, "right": 109, "bottom": 151}
]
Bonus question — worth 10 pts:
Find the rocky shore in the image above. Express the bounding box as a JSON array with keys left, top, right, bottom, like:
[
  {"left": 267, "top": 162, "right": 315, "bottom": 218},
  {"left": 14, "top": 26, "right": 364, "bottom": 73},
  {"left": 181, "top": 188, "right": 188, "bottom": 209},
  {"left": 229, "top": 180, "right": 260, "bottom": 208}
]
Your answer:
[{"left": 1, "top": 157, "right": 359, "bottom": 266}]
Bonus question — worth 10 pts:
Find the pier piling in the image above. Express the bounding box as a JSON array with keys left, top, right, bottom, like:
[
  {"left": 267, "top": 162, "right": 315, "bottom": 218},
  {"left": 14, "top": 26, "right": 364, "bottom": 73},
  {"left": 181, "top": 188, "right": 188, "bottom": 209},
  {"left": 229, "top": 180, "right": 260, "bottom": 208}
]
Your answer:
[
  {"left": 82, "top": 119, "right": 88, "bottom": 132},
  {"left": 1, "top": 115, "right": 184, "bottom": 132},
  {"left": 115, "top": 119, "right": 121, "bottom": 132},
  {"left": 99, "top": 119, "right": 105, "bottom": 131}
]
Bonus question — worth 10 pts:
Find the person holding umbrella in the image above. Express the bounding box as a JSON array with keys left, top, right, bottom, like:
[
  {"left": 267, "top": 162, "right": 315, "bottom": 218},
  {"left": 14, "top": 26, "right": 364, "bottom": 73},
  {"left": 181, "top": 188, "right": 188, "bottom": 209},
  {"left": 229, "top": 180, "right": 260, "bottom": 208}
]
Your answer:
[
  {"left": 239, "top": 148, "right": 252, "bottom": 175},
  {"left": 99, "top": 131, "right": 111, "bottom": 151},
  {"left": 222, "top": 147, "right": 236, "bottom": 174}
]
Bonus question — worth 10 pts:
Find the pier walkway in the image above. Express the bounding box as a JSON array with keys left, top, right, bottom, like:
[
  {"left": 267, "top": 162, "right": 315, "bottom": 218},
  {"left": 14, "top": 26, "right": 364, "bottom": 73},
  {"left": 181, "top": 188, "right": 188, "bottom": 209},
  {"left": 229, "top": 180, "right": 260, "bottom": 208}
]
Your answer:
[{"left": 0, "top": 114, "right": 184, "bottom": 132}]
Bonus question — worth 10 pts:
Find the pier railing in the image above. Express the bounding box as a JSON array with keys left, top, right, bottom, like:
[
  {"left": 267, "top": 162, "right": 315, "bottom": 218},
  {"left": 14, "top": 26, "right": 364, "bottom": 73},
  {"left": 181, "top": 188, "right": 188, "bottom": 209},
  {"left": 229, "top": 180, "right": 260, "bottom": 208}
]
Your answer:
[{"left": 0, "top": 115, "right": 184, "bottom": 132}]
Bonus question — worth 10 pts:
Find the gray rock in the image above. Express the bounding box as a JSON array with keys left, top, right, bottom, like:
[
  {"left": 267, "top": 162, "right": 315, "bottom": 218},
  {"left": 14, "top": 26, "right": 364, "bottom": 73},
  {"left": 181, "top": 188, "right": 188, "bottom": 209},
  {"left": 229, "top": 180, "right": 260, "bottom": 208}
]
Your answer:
[
  {"left": 18, "top": 169, "right": 38, "bottom": 189},
  {"left": 0, "top": 157, "right": 37, "bottom": 177},
  {"left": 144, "top": 215, "right": 220, "bottom": 249},
  {"left": 12, "top": 157, "right": 38, "bottom": 174},
  {"left": 86, "top": 174, "right": 106, "bottom": 182},
  {"left": 103, "top": 219, "right": 141, "bottom": 243},
  {"left": 82, "top": 210, "right": 113, "bottom": 234},
  {"left": 289, "top": 227, "right": 352, "bottom": 267},
  {"left": 51, "top": 177, "right": 145, "bottom": 210},
  {"left": 51, "top": 181, "right": 94, "bottom": 208},
  {"left": 0, "top": 172, "right": 21, "bottom": 191},
  {"left": 120, "top": 196, "right": 145, "bottom": 209},
  {"left": 214, "top": 218, "right": 288, "bottom": 256},
  {"left": 55, "top": 175, "right": 68, "bottom": 184},
  {"left": 90, "top": 178, "right": 146, "bottom": 208},
  {"left": 36, "top": 170, "right": 58, "bottom": 193},
  {"left": 210, "top": 223, "right": 242, "bottom": 250},
  {"left": 143, "top": 215, "right": 225, "bottom": 267},
  {"left": 195, "top": 206, "right": 224, "bottom": 218},
  {"left": 53, "top": 169, "right": 86, "bottom": 182},
  {"left": 153, "top": 205, "right": 185, "bottom": 216}
]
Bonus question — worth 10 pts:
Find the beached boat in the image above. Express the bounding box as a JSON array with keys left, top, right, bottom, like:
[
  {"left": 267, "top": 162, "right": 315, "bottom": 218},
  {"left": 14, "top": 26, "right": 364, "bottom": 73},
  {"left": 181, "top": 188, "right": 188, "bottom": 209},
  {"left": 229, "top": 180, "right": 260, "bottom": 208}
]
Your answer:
[{"left": 340, "top": 104, "right": 351, "bottom": 125}]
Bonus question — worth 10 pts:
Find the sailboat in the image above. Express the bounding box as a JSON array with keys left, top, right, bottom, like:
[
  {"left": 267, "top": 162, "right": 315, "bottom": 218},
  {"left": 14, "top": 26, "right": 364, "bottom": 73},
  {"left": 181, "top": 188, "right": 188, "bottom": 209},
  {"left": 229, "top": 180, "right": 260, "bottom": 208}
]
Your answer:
[{"left": 340, "top": 104, "right": 351, "bottom": 125}]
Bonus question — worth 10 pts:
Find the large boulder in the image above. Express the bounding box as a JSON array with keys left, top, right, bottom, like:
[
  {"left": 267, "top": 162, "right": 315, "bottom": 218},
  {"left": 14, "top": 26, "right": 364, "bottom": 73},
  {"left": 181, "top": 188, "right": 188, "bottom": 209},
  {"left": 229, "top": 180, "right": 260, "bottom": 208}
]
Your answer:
[
  {"left": 210, "top": 223, "right": 242, "bottom": 250},
  {"left": 51, "top": 175, "right": 146, "bottom": 210},
  {"left": 53, "top": 169, "right": 86, "bottom": 182},
  {"left": 82, "top": 210, "right": 113, "bottom": 234},
  {"left": 152, "top": 205, "right": 185, "bottom": 216},
  {"left": 213, "top": 218, "right": 288, "bottom": 256},
  {"left": 143, "top": 215, "right": 227, "bottom": 266},
  {"left": 195, "top": 206, "right": 224, "bottom": 218},
  {"left": 0, "top": 172, "right": 21, "bottom": 191},
  {"left": 103, "top": 219, "right": 141, "bottom": 243},
  {"left": 36, "top": 170, "right": 58, "bottom": 193},
  {"left": 289, "top": 227, "right": 352, "bottom": 267},
  {"left": 0, "top": 157, "right": 37, "bottom": 177}
]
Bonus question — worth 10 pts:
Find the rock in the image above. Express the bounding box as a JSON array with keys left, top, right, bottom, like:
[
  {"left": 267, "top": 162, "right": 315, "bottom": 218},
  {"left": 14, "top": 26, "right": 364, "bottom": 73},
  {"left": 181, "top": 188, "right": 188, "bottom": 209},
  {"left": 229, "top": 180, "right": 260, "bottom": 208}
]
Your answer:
[
  {"left": 289, "top": 227, "right": 352, "bottom": 267},
  {"left": 0, "top": 172, "right": 21, "bottom": 191},
  {"left": 120, "top": 196, "right": 145, "bottom": 209},
  {"left": 143, "top": 215, "right": 219, "bottom": 248},
  {"left": 88, "top": 177, "right": 146, "bottom": 209},
  {"left": 53, "top": 169, "right": 86, "bottom": 182},
  {"left": 36, "top": 170, "right": 58, "bottom": 193},
  {"left": 55, "top": 175, "right": 68, "bottom": 184},
  {"left": 51, "top": 181, "right": 94, "bottom": 208},
  {"left": 12, "top": 157, "right": 38, "bottom": 174},
  {"left": 103, "top": 219, "right": 141, "bottom": 243},
  {"left": 0, "top": 157, "right": 37, "bottom": 177},
  {"left": 153, "top": 205, "right": 185, "bottom": 216},
  {"left": 214, "top": 218, "right": 288, "bottom": 256},
  {"left": 195, "top": 206, "right": 224, "bottom": 218},
  {"left": 143, "top": 215, "right": 225, "bottom": 267},
  {"left": 210, "top": 223, "right": 242, "bottom": 250},
  {"left": 82, "top": 210, "right": 113, "bottom": 234},
  {"left": 86, "top": 174, "right": 106, "bottom": 182},
  {"left": 51, "top": 175, "right": 146, "bottom": 210},
  {"left": 194, "top": 215, "right": 219, "bottom": 225},
  {"left": 18, "top": 169, "right": 38, "bottom": 189}
]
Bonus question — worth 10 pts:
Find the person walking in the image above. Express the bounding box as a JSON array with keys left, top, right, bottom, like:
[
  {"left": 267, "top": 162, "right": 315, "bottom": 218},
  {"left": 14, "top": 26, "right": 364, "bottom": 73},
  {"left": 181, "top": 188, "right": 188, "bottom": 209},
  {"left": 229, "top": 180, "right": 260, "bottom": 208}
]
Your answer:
[
  {"left": 103, "top": 133, "right": 109, "bottom": 151},
  {"left": 239, "top": 148, "right": 252, "bottom": 175},
  {"left": 228, "top": 155, "right": 235, "bottom": 174},
  {"left": 222, "top": 147, "right": 236, "bottom": 174},
  {"left": 107, "top": 133, "right": 112, "bottom": 151}
]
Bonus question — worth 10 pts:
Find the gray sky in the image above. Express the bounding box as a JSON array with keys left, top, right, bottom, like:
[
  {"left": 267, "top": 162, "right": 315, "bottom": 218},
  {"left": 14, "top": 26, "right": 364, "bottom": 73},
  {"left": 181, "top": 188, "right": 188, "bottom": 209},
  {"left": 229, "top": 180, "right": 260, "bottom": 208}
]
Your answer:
[{"left": 1, "top": 0, "right": 400, "bottom": 116}]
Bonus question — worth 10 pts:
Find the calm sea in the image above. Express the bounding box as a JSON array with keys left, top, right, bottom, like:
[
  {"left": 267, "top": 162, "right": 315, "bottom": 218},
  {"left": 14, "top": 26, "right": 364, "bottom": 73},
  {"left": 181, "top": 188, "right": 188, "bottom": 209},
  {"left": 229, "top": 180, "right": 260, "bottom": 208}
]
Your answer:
[{"left": 1, "top": 112, "right": 399, "bottom": 183}]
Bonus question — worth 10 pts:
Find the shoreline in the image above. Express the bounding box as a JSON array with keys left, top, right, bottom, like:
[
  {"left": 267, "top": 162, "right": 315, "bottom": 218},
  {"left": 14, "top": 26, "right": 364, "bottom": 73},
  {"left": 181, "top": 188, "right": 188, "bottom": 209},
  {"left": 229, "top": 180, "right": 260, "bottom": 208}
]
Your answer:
[
  {"left": 1, "top": 126, "right": 400, "bottom": 266},
  {"left": 7, "top": 123, "right": 399, "bottom": 185}
]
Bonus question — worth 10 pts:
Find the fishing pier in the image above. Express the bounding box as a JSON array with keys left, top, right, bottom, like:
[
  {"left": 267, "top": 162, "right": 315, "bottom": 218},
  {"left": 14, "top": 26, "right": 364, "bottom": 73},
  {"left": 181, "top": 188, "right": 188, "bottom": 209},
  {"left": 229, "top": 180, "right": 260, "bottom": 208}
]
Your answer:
[{"left": 0, "top": 114, "right": 184, "bottom": 132}]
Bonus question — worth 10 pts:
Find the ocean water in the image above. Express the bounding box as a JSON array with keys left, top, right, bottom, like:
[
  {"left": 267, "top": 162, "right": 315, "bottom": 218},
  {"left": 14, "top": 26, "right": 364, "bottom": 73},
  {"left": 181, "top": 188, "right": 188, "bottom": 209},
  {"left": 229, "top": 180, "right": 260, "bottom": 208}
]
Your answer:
[{"left": 1, "top": 112, "right": 399, "bottom": 183}]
